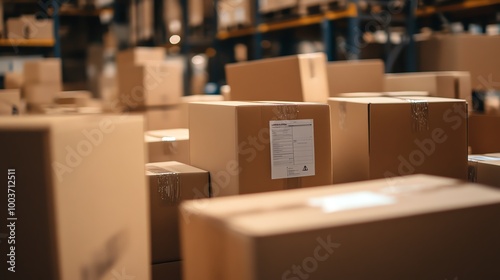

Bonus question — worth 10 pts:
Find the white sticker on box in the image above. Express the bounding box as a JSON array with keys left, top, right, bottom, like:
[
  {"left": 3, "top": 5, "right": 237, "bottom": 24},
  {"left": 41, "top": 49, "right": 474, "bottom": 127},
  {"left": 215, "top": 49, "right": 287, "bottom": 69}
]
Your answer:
[
  {"left": 270, "top": 119, "right": 315, "bottom": 179},
  {"left": 308, "top": 191, "right": 396, "bottom": 213}
]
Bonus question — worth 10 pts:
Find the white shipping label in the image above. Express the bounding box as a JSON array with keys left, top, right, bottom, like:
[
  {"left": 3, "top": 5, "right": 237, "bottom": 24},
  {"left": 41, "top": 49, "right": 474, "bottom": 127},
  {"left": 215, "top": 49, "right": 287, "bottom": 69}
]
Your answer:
[{"left": 270, "top": 119, "right": 315, "bottom": 179}]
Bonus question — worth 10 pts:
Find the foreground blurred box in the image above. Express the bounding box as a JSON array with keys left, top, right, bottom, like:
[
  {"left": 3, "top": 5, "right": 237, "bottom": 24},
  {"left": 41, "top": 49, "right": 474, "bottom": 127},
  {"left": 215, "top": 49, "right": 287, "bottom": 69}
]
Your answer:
[
  {"left": 189, "top": 101, "right": 332, "bottom": 197},
  {"left": 469, "top": 113, "right": 500, "bottom": 154},
  {"left": 226, "top": 53, "right": 329, "bottom": 103},
  {"left": 145, "top": 129, "right": 190, "bottom": 164},
  {"left": 468, "top": 153, "right": 500, "bottom": 188},
  {"left": 327, "top": 59, "right": 384, "bottom": 96},
  {"left": 329, "top": 97, "right": 468, "bottom": 183},
  {"left": 0, "top": 115, "right": 150, "bottom": 280},
  {"left": 146, "top": 161, "right": 209, "bottom": 263},
  {"left": 181, "top": 174, "right": 500, "bottom": 280}
]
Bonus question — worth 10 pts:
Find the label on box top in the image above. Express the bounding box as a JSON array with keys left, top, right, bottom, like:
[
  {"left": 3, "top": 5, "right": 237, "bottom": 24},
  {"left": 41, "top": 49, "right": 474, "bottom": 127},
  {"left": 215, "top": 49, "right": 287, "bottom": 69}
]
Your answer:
[
  {"left": 270, "top": 119, "right": 315, "bottom": 179},
  {"left": 308, "top": 191, "right": 396, "bottom": 213}
]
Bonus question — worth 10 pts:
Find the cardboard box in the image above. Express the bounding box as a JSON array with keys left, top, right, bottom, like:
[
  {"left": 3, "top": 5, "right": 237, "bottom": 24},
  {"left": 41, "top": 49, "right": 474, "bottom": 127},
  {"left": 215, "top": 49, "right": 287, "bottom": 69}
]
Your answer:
[
  {"left": 55, "top": 91, "right": 92, "bottom": 107},
  {"left": 180, "top": 174, "right": 500, "bottom": 280},
  {"left": 329, "top": 97, "right": 468, "bottom": 183},
  {"left": 179, "top": 95, "right": 225, "bottom": 127},
  {"left": 468, "top": 154, "right": 500, "bottom": 188},
  {"left": 152, "top": 261, "right": 182, "bottom": 280},
  {"left": 226, "top": 53, "right": 329, "bottom": 103},
  {"left": 327, "top": 59, "right": 384, "bottom": 97},
  {"left": 384, "top": 71, "right": 472, "bottom": 111},
  {"left": 469, "top": 113, "right": 500, "bottom": 154},
  {"left": 0, "top": 115, "right": 150, "bottom": 280},
  {"left": 338, "top": 91, "right": 429, "bottom": 98},
  {"left": 7, "top": 16, "right": 53, "bottom": 39},
  {"left": 24, "top": 83, "right": 62, "bottom": 105},
  {"left": 259, "top": 0, "right": 298, "bottom": 13},
  {"left": 419, "top": 34, "right": 500, "bottom": 90},
  {"left": 146, "top": 161, "right": 209, "bottom": 263},
  {"left": 4, "top": 72, "right": 24, "bottom": 89},
  {"left": 145, "top": 129, "right": 190, "bottom": 164},
  {"left": 116, "top": 47, "right": 165, "bottom": 67},
  {"left": 189, "top": 101, "right": 332, "bottom": 197},
  {"left": 118, "top": 61, "right": 182, "bottom": 107},
  {"left": 0, "top": 89, "right": 21, "bottom": 115},
  {"left": 23, "top": 58, "right": 62, "bottom": 84}
]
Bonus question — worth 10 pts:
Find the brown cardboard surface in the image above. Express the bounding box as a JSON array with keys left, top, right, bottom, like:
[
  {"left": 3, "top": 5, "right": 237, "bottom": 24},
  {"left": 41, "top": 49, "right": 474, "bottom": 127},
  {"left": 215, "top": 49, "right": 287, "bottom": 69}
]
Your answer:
[
  {"left": 118, "top": 61, "right": 182, "bottom": 107},
  {"left": 24, "top": 83, "right": 62, "bottom": 105},
  {"left": 6, "top": 16, "right": 53, "bottom": 39},
  {"left": 130, "top": 106, "right": 183, "bottom": 130},
  {"left": 0, "top": 89, "right": 21, "bottom": 115},
  {"left": 55, "top": 91, "right": 92, "bottom": 107},
  {"left": 259, "top": 0, "right": 298, "bottom": 13},
  {"left": 4, "top": 72, "right": 23, "bottom": 89},
  {"left": 327, "top": 59, "right": 384, "bottom": 96},
  {"left": 116, "top": 47, "right": 165, "bottom": 66},
  {"left": 179, "top": 95, "right": 224, "bottom": 127},
  {"left": 180, "top": 174, "right": 500, "bottom": 280},
  {"left": 419, "top": 34, "right": 500, "bottom": 90},
  {"left": 384, "top": 71, "right": 472, "bottom": 111},
  {"left": 0, "top": 115, "right": 150, "bottom": 280},
  {"left": 23, "top": 58, "right": 62, "bottom": 84},
  {"left": 469, "top": 114, "right": 500, "bottom": 154},
  {"left": 226, "top": 53, "right": 329, "bottom": 103},
  {"left": 146, "top": 161, "right": 209, "bottom": 263},
  {"left": 152, "top": 261, "right": 182, "bottom": 280},
  {"left": 189, "top": 101, "right": 332, "bottom": 197},
  {"left": 468, "top": 154, "right": 500, "bottom": 188},
  {"left": 329, "top": 97, "right": 468, "bottom": 183},
  {"left": 145, "top": 129, "right": 190, "bottom": 164}
]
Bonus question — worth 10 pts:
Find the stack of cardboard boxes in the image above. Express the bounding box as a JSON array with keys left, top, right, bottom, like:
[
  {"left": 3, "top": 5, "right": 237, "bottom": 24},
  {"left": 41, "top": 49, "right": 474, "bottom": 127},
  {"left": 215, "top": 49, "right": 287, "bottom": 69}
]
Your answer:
[{"left": 23, "top": 58, "right": 62, "bottom": 109}]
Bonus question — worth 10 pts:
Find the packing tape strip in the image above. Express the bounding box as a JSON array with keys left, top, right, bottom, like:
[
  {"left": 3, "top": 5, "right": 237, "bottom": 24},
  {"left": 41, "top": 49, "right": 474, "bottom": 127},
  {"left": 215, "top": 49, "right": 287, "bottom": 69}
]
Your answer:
[
  {"left": 272, "top": 104, "right": 299, "bottom": 120},
  {"left": 146, "top": 166, "right": 181, "bottom": 202},
  {"left": 406, "top": 99, "right": 429, "bottom": 132},
  {"left": 338, "top": 101, "right": 347, "bottom": 130}
]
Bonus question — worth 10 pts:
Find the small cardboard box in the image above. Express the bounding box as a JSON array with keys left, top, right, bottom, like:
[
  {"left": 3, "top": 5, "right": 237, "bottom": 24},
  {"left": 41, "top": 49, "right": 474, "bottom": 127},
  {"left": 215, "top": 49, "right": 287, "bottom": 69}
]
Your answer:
[
  {"left": 329, "top": 96, "right": 468, "bottom": 183},
  {"left": 189, "top": 101, "right": 332, "bottom": 197},
  {"left": 0, "top": 115, "right": 150, "bottom": 280},
  {"left": 180, "top": 174, "right": 500, "bottom": 280},
  {"left": 146, "top": 161, "right": 209, "bottom": 263},
  {"left": 259, "top": 0, "right": 298, "bottom": 13},
  {"left": 468, "top": 154, "right": 500, "bottom": 188},
  {"left": 24, "top": 83, "right": 62, "bottom": 105},
  {"left": 226, "top": 53, "right": 329, "bottom": 103},
  {"left": 0, "top": 89, "right": 21, "bottom": 115},
  {"left": 118, "top": 61, "right": 182, "bottom": 107},
  {"left": 55, "top": 91, "right": 92, "bottom": 107},
  {"left": 152, "top": 261, "right": 181, "bottom": 280},
  {"left": 6, "top": 16, "right": 53, "bottom": 39},
  {"left": 327, "top": 59, "right": 384, "bottom": 96},
  {"left": 4, "top": 72, "right": 24, "bottom": 89},
  {"left": 116, "top": 47, "right": 165, "bottom": 66},
  {"left": 469, "top": 114, "right": 500, "bottom": 154},
  {"left": 384, "top": 71, "right": 472, "bottom": 111},
  {"left": 145, "top": 129, "right": 190, "bottom": 164},
  {"left": 419, "top": 34, "right": 500, "bottom": 90},
  {"left": 23, "top": 58, "right": 62, "bottom": 84}
]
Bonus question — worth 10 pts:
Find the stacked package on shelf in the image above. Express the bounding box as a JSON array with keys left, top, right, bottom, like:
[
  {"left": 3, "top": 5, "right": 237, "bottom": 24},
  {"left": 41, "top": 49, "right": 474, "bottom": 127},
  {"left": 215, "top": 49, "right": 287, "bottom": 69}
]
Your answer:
[
  {"left": 181, "top": 174, "right": 500, "bottom": 280},
  {"left": 217, "top": 0, "right": 253, "bottom": 31},
  {"left": 116, "top": 47, "right": 184, "bottom": 130},
  {"left": 468, "top": 153, "right": 500, "bottom": 188},
  {"left": 0, "top": 115, "right": 150, "bottom": 280},
  {"left": 329, "top": 96, "right": 468, "bottom": 183},
  {"left": 146, "top": 161, "right": 210, "bottom": 280},
  {"left": 6, "top": 15, "right": 53, "bottom": 40},
  {"left": 22, "top": 58, "right": 62, "bottom": 110}
]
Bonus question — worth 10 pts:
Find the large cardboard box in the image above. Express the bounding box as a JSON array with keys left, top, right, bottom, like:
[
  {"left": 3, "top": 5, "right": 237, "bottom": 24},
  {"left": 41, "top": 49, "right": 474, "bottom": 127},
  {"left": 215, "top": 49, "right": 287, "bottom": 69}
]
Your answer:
[
  {"left": 469, "top": 114, "right": 500, "bottom": 154},
  {"left": 329, "top": 97, "right": 468, "bottom": 183},
  {"left": 152, "top": 261, "right": 181, "bottom": 280},
  {"left": 146, "top": 161, "right": 209, "bottom": 263},
  {"left": 419, "top": 34, "right": 500, "bottom": 90},
  {"left": 0, "top": 89, "right": 21, "bottom": 115},
  {"left": 384, "top": 71, "right": 472, "bottom": 111},
  {"left": 327, "top": 59, "right": 384, "bottom": 96},
  {"left": 23, "top": 58, "right": 62, "bottom": 84},
  {"left": 0, "top": 115, "right": 150, "bottom": 280},
  {"left": 181, "top": 174, "right": 500, "bottom": 280},
  {"left": 226, "top": 53, "right": 329, "bottom": 103},
  {"left": 116, "top": 47, "right": 165, "bottom": 67},
  {"left": 189, "top": 101, "right": 332, "bottom": 197},
  {"left": 468, "top": 153, "right": 500, "bottom": 188},
  {"left": 118, "top": 61, "right": 182, "bottom": 107},
  {"left": 24, "top": 83, "right": 62, "bottom": 105},
  {"left": 145, "top": 129, "right": 190, "bottom": 164}
]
